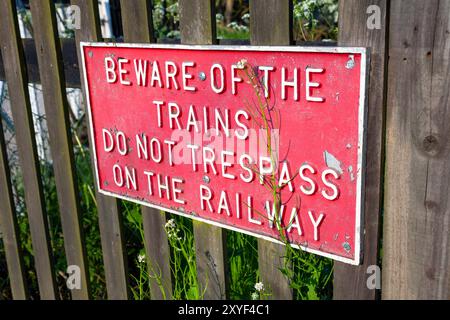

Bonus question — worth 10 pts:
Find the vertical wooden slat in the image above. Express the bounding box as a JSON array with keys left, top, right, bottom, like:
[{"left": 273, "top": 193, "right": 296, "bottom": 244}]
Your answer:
[
  {"left": 72, "top": 0, "right": 130, "bottom": 300},
  {"left": 121, "top": 0, "right": 155, "bottom": 43},
  {"left": 0, "top": 0, "right": 57, "bottom": 300},
  {"left": 250, "top": 0, "right": 293, "bottom": 300},
  {"left": 142, "top": 210, "right": 172, "bottom": 299},
  {"left": 191, "top": 221, "right": 228, "bottom": 299},
  {"left": 383, "top": 0, "right": 450, "bottom": 299},
  {"left": 95, "top": 196, "right": 129, "bottom": 299},
  {"left": 250, "top": 0, "right": 292, "bottom": 46},
  {"left": 180, "top": 0, "right": 216, "bottom": 45},
  {"left": 179, "top": 0, "right": 229, "bottom": 300},
  {"left": 29, "top": 0, "right": 90, "bottom": 300},
  {"left": 333, "top": 0, "right": 389, "bottom": 300},
  {"left": 0, "top": 112, "right": 29, "bottom": 299},
  {"left": 120, "top": 0, "right": 173, "bottom": 300}
]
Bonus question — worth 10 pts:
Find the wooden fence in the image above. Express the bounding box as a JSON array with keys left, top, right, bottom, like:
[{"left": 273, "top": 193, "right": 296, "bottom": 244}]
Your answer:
[{"left": 0, "top": 0, "right": 449, "bottom": 300}]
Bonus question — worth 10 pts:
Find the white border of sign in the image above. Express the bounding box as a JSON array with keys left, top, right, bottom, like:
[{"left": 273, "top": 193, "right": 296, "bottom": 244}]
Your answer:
[{"left": 80, "top": 42, "right": 369, "bottom": 266}]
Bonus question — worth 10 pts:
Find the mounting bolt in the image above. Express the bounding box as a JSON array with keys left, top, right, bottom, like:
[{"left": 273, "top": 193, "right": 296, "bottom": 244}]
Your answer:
[
  {"left": 343, "top": 242, "right": 351, "bottom": 252},
  {"left": 198, "top": 72, "right": 206, "bottom": 81},
  {"left": 202, "top": 175, "right": 210, "bottom": 183},
  {"left": 88, "top": 51, "right": 93, "bottom": 57}
]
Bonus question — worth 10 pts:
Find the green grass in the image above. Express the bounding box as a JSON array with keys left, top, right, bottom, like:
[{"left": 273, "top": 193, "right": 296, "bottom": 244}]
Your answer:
[
  {"left": 217, "top": 25, "right": 249, "bottom": 40},
  {"left": 227, "top": 231, "right": 259, "bottom": 299}
]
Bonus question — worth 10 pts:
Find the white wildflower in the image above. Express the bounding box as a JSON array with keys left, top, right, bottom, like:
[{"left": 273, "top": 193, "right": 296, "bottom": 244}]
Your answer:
[
  {"left": 254, "top": 282, "right": 264, "bottom": 292},
  {"left": 168, "top": 231, "right": 181, "bottom": 241},
  {"left": 251, "top": 292, "right": 259, "bottom": 300},
  {"left": 165, "top": 219, "right": 176, "bottom": 230},
  {"left": 216, "top": 13, "right": 224, "bottom": 21},
  {"left": 138, "top": 254, "right": 146, "bottom": 263},
  {"left": 165, "top": 219, "right": 181, "bottom": 241},
  {"left": 227, "top": 21, "right": 238, "bottom": 29}
]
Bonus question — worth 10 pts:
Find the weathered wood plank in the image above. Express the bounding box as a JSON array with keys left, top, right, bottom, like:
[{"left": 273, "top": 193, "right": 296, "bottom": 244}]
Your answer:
[
  {"left": 120, "top": 0, "right": 173, "bottom": 300},
  {"left": 0, "top": 112, "right": 29, "bottom": 299},
  {"left": 180, "top": 0, "right": 216, "bottom": 46},
  {"left": 333, "top": 0, "right": 388, "bottom": 300},
  {"left": 192, "top": 220, "right": 229, "bottom": 299},
  {"left": 250, "top": 0, "right": 293, "bottom": 300},
  {"left": 0, "top": 0, "right": 57, "bottom": 300},
  {"left": 95, "top": 196, "right": 129, "bottom": 299},
  {"left": 179, "top": 0, "right": 229, "bottom": 300},
  {"left": 383, "top": 0, "right": 450, "bottom": 299},
  {"left": 121, "top": 0, "right": 155, "bottom": 43},
  {"left": 72, "top": 0, "right": 130, "bottom": 300},
  {"left": 29, "top": 0, "right": 90, "bottom": 300},
  {"left": 256, "top": 240, "right": 292, "bottom": 300},
  {"left": 142, "top": 210, "right": 172, "bottom": 299},
  {"left": 250, "top": 0, "right": 292, "bottom": 46}
]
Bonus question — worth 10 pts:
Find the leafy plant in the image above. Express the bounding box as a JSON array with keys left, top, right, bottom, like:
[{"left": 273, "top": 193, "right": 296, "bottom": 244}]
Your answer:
[
  {"left": 152, "top": 0, "right": 180, "bottom": 39},
  {"left": 293, "top": 0, "right": 339, "bottom": 41},
  {"left": 216, "top": 12, "right": 249, "bottom": 40},
  {"left": 235, "top": 59, "right": 334, "bottom": 300},
  {"left": 227, "top": 230, "right": 259, "bottom": 299}
]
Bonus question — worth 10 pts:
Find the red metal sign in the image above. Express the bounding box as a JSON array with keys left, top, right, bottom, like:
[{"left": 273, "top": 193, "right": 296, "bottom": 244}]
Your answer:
[{"left": 81, "top": 43, "right": 368, "bottom": 265}]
